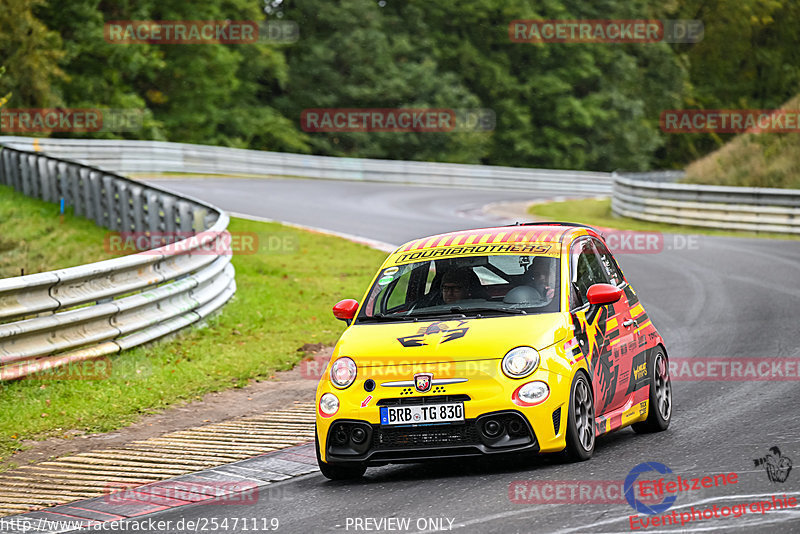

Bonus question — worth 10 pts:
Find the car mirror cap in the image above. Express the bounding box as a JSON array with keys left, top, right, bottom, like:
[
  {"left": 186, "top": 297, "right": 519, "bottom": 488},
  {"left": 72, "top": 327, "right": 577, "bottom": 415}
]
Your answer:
[
  {"left": 333, "top": 299, "right": 359, "bottom": 321},
  {"left": 586, "top": 283, "right": 623, "bottom": 306}
]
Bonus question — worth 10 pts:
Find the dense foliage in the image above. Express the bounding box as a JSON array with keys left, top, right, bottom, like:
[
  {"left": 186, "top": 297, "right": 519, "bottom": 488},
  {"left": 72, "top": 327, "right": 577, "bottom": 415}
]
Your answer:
[{"left": 1, "top": 0, "right": 798, "bottom": 171}]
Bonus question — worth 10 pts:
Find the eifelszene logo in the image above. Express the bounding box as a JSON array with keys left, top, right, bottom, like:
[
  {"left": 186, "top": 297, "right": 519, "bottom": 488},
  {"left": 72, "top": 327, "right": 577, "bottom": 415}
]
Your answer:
[
  {"left": 625, "top": 462, "right": 677, "bottom": 515},
  {"left": 753, "top": 446, "right": 792, "bottom": 483}
]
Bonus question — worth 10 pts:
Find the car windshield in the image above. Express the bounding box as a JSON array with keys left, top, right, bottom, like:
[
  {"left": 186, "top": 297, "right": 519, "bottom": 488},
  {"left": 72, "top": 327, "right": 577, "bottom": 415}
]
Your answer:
[{"left": 357, "top": 254, "right": 560, "bottom": 322}]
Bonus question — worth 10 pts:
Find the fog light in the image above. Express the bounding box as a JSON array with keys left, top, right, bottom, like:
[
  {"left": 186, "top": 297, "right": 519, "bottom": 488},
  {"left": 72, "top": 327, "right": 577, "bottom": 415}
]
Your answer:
[
  {"left": 334, "top": 427, "right": 348, "bottom": 444},
  {"left": 483, "top": 420, "right": 503, "bottom": 438},
  {"left": 513, "top": 381, "right": 550, "bottom": 406},
  {"left": 319, "top": 392, "right": 339, "bottom": 416},
  {"left": 351, "top": 427, "right": 367, "bottom": 444}
]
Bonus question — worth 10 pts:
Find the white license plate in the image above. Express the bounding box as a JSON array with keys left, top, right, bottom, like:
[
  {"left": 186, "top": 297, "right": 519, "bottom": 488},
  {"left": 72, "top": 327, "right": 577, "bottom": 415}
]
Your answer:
[{"left": 379, "top": 403, "right": 464, "bottom": 426}]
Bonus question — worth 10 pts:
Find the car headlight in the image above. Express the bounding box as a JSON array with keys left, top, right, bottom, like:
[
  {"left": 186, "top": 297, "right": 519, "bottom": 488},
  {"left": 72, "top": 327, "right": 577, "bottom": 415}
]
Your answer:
[
  {"left": 502, "top": 347, "right": 539, "bottom": 379},
  {"left": 330, "top": 357, "right": 357, "bottom": 389},
  {"left": 514, "top": 381, "right": 550, "bottom": 406},
  {"left": 319, "top": 393, "right": 339, "bottom": 415}
]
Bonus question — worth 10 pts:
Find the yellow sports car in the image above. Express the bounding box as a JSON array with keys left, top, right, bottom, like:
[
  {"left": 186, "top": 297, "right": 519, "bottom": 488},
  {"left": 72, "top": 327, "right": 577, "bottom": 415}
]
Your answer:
[{"left": 315, "top": 223, "right": 672, "bottom": 479}]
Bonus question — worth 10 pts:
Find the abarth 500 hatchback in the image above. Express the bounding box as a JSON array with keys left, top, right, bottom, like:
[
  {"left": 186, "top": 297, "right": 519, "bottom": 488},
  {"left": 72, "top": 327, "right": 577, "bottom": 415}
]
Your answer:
[{"left": 315, "top": 222, "right": 672, "bottom": 479}]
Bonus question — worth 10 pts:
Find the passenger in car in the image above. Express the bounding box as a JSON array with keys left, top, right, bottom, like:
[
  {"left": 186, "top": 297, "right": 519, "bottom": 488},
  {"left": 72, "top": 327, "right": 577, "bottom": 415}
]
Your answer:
[{"left": 528, "top": 257, "right": 557, "bottom": 300}]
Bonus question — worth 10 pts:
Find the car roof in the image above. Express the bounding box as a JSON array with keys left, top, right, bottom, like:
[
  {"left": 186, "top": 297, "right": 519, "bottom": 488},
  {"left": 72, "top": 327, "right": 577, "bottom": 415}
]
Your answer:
[{"left": 394, "top": 222, "right": 601, "bottom": 254}]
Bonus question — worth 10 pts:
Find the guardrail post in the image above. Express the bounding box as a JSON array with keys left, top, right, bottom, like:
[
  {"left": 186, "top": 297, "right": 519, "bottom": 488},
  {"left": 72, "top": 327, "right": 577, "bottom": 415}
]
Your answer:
[
  {"left": 129, "top": 184, "right": 145, "bottom": 232},
  {"left": 161, "top": 194, "right": 176, "bottom": 234},
  {"left": 37, "top": 155, "right": 52, "bottom": 201},
  {"left": 89, "top": 170, "right": 104, "bottom": 227},
  {"left": 55, "top": 161, "right": 68, "bottom": 208},
  {"left": 80, "top": 167, "right": 94, "bottom": 220},
  {"left": 68, "top": 165, "right": 82, "bottom": 217},
  {"left": 118, "top": 181, "right": 133, "bottom": 232},
  {"left": 0, "top": 148, "right": 7, "bottom": 186},
  {"left": 20, "top": 153, "right": 33, "bottom": 197},
  {"left": 177, "top": 200, "right": 193, "bottom": 233},
  {"left": 102, "top": 174, "right": 119, "bottom": 231},
  {"left": 145, "top": 190, "right": 162, "bottom": 232}
]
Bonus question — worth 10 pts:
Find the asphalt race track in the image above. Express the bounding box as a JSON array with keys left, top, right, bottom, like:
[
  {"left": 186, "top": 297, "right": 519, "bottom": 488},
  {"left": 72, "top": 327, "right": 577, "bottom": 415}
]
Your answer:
[{"left": 106, "top": 177, "right": 800, "bottom": 533}]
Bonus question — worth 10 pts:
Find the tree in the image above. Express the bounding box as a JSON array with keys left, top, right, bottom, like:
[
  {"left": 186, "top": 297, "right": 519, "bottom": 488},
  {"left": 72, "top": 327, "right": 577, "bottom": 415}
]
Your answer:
[
  {"left": 0, "top": 66, "right": 11, "bottom": 109},
  {"left": 274, "top": 0, "right": 492, "bottom": 163},
  {"left": 0, "top": 0, "right": 64, "bottom": 108}
]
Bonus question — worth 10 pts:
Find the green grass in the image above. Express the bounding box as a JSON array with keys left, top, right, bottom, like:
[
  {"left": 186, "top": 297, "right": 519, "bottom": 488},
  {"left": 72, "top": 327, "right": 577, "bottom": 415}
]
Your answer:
[
  {"left": 0, "top": 185, "right": 122, "bottom": 277},
  {"left": 0, "top": 187, "right": 386, "bottom": 463},
  {"left": 683, "top": 94, "right": 800, "bottom": 189},
  {"left": 528, "top": 198, "right": 800, "bottom": 240}
]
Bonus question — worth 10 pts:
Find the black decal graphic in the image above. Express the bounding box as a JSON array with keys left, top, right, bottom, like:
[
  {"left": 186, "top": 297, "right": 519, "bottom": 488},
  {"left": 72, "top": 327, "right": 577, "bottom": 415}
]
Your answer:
[{"left": 397, "top": 321, "right": 469, "bottom": 347}]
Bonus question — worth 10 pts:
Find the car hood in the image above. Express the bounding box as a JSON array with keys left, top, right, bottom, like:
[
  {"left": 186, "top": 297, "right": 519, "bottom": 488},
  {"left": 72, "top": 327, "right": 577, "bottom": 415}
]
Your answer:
[{"left": 336, "top": 313, "right": 569, "bottom": 366}]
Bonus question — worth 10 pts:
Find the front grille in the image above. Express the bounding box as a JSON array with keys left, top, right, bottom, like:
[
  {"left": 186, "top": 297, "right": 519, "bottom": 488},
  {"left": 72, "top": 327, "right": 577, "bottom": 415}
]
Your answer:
[
  {"left": 374, "top": 423, "right": 480, "bottom": 449},
  {"left": 376, "top": 394, "right": 471, "bottom": 406}
]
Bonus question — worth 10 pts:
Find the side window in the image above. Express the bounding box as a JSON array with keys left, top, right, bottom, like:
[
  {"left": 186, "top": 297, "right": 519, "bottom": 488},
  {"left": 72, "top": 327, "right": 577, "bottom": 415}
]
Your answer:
[
  {"left": 385, "top": 270, "right": 411, "bottom": 309},
  {"left": 592, "top": 239, "right": 625, "bottom": 287},
  {"left": 570, "top": 239, "right": 609, "bottom": 309}
]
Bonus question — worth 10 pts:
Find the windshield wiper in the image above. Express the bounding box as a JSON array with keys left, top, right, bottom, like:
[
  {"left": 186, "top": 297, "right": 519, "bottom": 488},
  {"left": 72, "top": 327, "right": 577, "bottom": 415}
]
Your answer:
[
  {"left": 358, "top": 313, "right": 418, "bottom": 323},
  {"left": 447, "top": 306, "right": 527, "bottom": 316},
  {"left": 406, "top": 309, "right": 468, "bottom": 319}
]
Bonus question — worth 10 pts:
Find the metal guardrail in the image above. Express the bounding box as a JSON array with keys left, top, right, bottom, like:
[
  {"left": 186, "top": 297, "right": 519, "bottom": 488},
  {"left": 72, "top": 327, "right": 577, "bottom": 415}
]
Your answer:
[
  {"left": 0, "top": 137, "right": 614, "bottom": 194},
  {"left": 0, "top": 144, "right": 236, "bottom": 381},
  {"left": 1, "top": 135, "right": 793, "bottom": 382},
  {"left": 612, "top": 173, "right": 800, "bottom": 234}
]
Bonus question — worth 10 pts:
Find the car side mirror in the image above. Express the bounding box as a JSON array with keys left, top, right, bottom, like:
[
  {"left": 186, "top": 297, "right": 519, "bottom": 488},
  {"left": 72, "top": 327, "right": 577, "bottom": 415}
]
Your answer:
[
  {"left": 332, "top": 299, "right": 359, "bottom": 325},
  {"left": 585, "top": 284, "right": 622, "bottom": 323},
  {"left": 587, "top": 284, "right": 623, "bottom": 306}
]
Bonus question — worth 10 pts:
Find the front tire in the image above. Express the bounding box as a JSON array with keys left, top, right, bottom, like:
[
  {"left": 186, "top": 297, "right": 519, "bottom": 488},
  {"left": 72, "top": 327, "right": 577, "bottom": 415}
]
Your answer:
[
  {"left": 632, "top": 347, "right": 672, "bottom": 434},
  {"left": 565, "top": 372, "right": 595, "bottom": 461},
  {"left": 315, "top": 431, "right": 366, "bottom": 481}
]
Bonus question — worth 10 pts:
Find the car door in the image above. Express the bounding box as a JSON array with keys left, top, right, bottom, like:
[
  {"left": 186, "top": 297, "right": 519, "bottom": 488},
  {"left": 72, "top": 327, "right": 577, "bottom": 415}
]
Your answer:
[
  {"left": 568, "top": 237, "right": 633, "bottom": 418},
  {"left": 590, "top": 238, "right": 644, "bottom": 413}
]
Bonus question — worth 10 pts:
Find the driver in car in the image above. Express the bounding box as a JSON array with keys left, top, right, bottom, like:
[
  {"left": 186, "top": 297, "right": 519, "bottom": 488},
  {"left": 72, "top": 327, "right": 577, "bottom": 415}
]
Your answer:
[{"left": 441, "top": 267, "right": 481, "bottom": 304}]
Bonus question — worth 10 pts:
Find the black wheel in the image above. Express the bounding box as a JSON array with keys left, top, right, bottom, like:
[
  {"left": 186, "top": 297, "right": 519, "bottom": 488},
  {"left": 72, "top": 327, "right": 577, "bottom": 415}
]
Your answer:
[
  {"left": 315, "top": 431, "right": 366, "bottom": 481},
  {"left": 632, "top": 347, "right": 672, "bottom": 434},
  {"left": 564, "top": 372, "right": 595, "bottom": 461}
]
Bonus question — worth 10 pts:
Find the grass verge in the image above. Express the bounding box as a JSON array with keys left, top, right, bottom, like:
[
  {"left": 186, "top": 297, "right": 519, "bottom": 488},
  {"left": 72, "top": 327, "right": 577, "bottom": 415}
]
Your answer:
[
  {"left": 682, "top": 94, "right": 800, "bottom": 189},
  {"left": 0, "top": 186, "right": 386, "bottom": 463},
  {"left": 528, "top": 197, "right": 800, "bottom": 240},
  {"left": 0, "top": 185, "right": 122, "bottom": 278}
]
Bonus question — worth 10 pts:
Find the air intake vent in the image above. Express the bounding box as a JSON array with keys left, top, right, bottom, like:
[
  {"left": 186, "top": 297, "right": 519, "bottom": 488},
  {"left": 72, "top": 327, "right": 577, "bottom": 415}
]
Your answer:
[
  {"left": 376, "top": 394, "right": 471, "bottom": 406},
  {"left": 552, "top": 407, "right": 562, "bottom": 435},
  {"left": 375, "top": 424, "right": 480, "bottom": 449}
]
